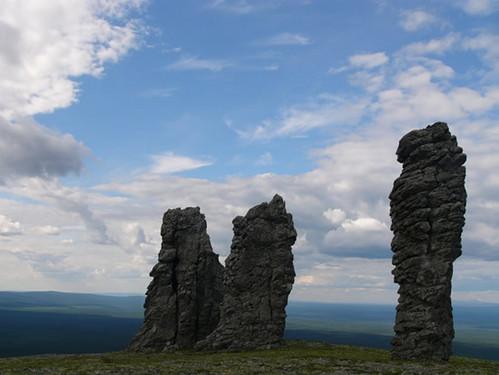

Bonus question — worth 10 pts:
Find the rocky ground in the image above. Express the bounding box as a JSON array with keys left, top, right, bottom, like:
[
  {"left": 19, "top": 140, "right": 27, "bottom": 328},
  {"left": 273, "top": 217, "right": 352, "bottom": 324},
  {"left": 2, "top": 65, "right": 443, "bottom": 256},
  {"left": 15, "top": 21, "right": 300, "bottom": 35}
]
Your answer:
[{"left": 0, "top": 341, "right": 498, "bottom": 374}]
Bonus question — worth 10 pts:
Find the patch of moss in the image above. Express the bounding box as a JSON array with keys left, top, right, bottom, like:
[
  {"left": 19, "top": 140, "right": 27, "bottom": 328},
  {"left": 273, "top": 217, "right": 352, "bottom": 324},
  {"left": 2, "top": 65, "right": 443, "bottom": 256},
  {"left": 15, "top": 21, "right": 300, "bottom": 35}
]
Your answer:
[{"left": 0, "top": 341, "right": 497, "bottom": 375}]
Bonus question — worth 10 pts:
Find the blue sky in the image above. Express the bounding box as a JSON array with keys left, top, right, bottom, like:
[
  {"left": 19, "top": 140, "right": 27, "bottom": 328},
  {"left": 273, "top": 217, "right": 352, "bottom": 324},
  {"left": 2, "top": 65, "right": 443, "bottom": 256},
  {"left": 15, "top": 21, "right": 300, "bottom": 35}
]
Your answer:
[{"left": 1, "top": 0, "right": 499, "bottom": 303}]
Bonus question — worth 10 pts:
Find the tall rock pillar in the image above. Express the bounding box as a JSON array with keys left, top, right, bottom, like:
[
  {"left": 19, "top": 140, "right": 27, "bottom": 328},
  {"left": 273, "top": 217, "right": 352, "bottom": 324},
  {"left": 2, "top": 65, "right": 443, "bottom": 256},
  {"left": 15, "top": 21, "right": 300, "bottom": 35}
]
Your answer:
[
  {"left": 197, "top": 194, "right": 297, "bottom": 350},
  {"left": 389, "top": 122, "right": 466, "bottom": 360},
  {"left": 129, "top": 207, "right": 224, "bottom": 351}
]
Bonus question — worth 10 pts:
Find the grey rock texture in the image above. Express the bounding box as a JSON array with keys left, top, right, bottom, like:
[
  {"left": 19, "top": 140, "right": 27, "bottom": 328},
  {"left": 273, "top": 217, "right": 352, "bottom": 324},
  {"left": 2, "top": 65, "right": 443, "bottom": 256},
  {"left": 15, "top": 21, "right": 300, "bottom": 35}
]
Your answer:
[
  {"left": 129, "top": 207, "right": 224, "bottom": 351},
  {"left": 389, "top": 122, "right": 467, "bottom": 361},
  {"left": 196, "top": 194, "right": 297, "bottom": 351}
]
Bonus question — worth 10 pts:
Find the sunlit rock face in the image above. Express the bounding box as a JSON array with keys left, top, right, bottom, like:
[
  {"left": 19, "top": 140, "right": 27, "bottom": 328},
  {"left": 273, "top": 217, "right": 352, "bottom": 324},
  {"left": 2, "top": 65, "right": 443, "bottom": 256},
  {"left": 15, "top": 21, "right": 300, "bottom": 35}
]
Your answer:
[
  {"left": 196, "top": 194, "right": 297, "bottom": 351},
  {"left": 129, "top": 207, "right": 224, "bottom": 351},
  {"left": 390, "top": 122, "right": 467, "bottom": 361}
]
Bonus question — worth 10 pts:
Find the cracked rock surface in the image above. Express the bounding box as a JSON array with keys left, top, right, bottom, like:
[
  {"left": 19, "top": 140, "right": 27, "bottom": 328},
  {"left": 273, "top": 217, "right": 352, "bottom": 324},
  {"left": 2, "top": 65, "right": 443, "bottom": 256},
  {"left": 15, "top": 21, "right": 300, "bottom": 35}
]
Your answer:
[
  {"left": 197, "top": 194, "right": 297, "bottom": 351},
  {"left": 389, "top": 122, "right": 467, "bottom": 361},
  {"left": 129, "top": 207, "right": 224, "bottom": 351}
]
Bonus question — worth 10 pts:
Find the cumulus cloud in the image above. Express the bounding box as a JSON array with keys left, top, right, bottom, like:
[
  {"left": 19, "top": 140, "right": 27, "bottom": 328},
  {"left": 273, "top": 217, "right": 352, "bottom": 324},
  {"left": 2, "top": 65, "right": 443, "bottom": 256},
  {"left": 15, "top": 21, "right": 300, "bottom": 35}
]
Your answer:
[
  {"left": 324, "top": 215, "right": 391, "bottom": 257},
  {"left": 0, "top": 0, "right": 146, "bottom": 119},
  {"left": 229, "top": 31, "right": 499, "bottom": 268},
  {"left": 2, "top": 14, "right": 499, "bottom": 304},
  {"left": 0, "top": 215, "right": 22, "bottom": 236},
  {"left": 0, "top": 117, "right": 88, "bottom": 181},
  {"left": 123, "top": 222, "right": 151, "bottom": 248},
  {"left": 399, "top": 9, "right": 437, "bottom": 32},
  {"left": 323, "top": 208, "right": 346, "bottom": 225}
]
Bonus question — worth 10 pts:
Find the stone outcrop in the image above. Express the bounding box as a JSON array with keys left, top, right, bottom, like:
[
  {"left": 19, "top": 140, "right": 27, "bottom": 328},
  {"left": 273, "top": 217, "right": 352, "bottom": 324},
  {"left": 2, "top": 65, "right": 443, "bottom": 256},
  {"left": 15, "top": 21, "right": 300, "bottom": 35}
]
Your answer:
[
  {"left": 129, "top": 207, "right": 224, "bottom": 351},
  {"left": 196, "top": 194, "right": 297, "bottom": 351},
  {"left": 389, "top": 122, "right": 466, "bottom": 361}
]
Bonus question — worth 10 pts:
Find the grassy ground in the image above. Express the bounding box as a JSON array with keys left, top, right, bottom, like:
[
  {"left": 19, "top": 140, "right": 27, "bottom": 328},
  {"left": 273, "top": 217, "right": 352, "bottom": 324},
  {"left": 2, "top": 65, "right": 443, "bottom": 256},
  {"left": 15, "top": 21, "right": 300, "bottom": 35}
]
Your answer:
[{"left": 0, "top": 341, "right": 498, "bottom": 375}]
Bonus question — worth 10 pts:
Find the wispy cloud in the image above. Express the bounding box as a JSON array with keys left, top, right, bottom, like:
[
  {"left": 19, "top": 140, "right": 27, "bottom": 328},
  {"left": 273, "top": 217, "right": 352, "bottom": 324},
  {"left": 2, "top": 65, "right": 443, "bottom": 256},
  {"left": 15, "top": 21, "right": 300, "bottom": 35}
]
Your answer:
[
  {"left": 258, "top": 32, "right": 310, "bottom": 46},
  {"left": 458, "top": 0, "right": 499, "bottom": 15},
  {"left": 208, "top": 0, "right": 283, "bottom": 14},
  {"left": 463, "top": 32, "right": 499, "bottom": 76},
  {"left": 349, "top": 52, "right": 389, "bottom": 69},
  {"left": 149, "top": 152, "right": 213, "bottom": 174},
  {"left": 400, "top": 33, "right": 460, "bottom": 56},
  {"left": 329, "top": 52, "right": 388, "bottom": 76},
  {"left": 255, "top": 152, "right": 273, "bottom": 166},
  {"left": 33, "top": 225, "right": 61, "bottom": 236},
  {"left": 399, "top": 9, "right": 438, "bottom": 32},
  {"left": 239, "top": 95, "right": 368, "bottom": 140},
  {"left": 140, "top": 88, "right": 175, "bottom": 98},
  {"left": 166, "top": 56, "right": 233, "bottom": 72}
]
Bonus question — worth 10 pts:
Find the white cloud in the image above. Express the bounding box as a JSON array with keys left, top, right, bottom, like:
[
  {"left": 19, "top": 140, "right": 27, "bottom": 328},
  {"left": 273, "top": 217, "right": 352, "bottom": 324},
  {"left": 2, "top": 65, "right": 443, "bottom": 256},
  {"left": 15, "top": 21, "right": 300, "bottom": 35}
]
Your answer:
[
  {"left": 2, "top": 15, "right": 499, "bottom": 304},
  {"left": 240, "top": 95, "right": 369, "bottom": 139},
  {"left": 292, "top": 257, "right": 396, "bottom": 303},
  {"left": 400, "top": 33, "right": 460, "bottom": 56},
  {"left": 33, "top": 225, "right": 61, "bottom": 236},
  {"left": 123, "top": 222, "right": 149, "bottom": 248},
  {"left": 458, "top": 0, "right": 499, "bottom": 14},
  {"left": 296, "top": 275, "right": 315, "bottom": 285},
  {"left": 329, "top": 52, "right": 388, "bottom": 80},
  {"left": 256, "top": 152, "right": 273, "bottom": 166},
  {"left": 258, "top": 33, "right": 310, "bottom": 46},
  {"left": 463, "top": 33, "right": 499, "bottom": 77},
  {"left": 399, "top": 9, "right": 437, "bottom": 32},
  {"left": 208, "top": 0, "right": 284, "bottom": 14},
  {"left": 348, "top": 71, "right": 385, "bottom": 92},
  {"left": 149, "top": 152, "right": 212, "bottom": 175},
  {"left": 349, "top": 52, "right": 389, "bottom": 69},
  {"left": 323, "top": 208, "right": 346, "bottom": 225},
  {"left": 264, "top": 64, "right": 280, "bottom": 71},
  {"left": 166, "top": 57, "right": 232, "bottom": 72},
  {"left": 341, "top": 217, "right": 388, "bottom": 232},
  {"left": 2, "top": 178, "right": 116, "bottom": 245},
  {"left": 0, "top": 0, "right": 146, "bottom": 119},
  {"left": 323, "top": 210, "right": 391, "bottom": 257},
  {"left": 0, "top": 215, "right": 22, "bottom": 236}
]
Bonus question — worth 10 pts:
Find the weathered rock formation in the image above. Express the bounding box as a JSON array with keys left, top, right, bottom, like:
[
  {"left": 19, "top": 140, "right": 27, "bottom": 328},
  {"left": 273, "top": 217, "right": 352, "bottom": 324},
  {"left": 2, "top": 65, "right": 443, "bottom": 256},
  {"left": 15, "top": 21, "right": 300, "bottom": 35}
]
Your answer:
[
  {"left": 389, "top": 122, "right": 466, "bottom": 361},
  {"left": 196, "top": 194, "right": 297, "bottom": 351},
  {"left": 129, "top": 207, "right": 224, "bottom": 351}
]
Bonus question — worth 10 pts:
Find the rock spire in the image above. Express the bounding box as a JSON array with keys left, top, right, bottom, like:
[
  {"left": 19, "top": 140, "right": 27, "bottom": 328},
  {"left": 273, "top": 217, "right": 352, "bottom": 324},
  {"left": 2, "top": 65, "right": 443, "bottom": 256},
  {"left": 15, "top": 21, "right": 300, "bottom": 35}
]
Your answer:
[
  {"left": 129, "top": 207, "right": 224, "bottom": 351},
  {"left": 197, "top": 194, "right": 297, "bottom": 350},
  {"left": 389, "top": 122, "right": 466, "bottom": 360}
]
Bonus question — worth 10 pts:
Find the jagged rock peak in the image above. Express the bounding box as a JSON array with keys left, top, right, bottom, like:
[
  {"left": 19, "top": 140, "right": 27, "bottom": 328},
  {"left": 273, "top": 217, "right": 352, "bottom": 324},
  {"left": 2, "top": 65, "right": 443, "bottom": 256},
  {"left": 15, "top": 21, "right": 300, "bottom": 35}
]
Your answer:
[
  {"left": 390, "top": 122, "right": 466, "bottom": 361},
  {"left": 196, "top": 194, "right": 297, "bottom": 351},
  {"left": 129, "top": 206, "right": 224, "bottom": 352}
]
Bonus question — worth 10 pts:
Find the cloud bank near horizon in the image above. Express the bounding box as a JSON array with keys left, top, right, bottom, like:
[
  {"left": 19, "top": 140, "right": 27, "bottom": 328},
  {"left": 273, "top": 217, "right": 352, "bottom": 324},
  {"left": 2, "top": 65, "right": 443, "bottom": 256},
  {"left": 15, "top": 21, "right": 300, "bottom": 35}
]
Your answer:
[{"left": 0, "top": 0, "right": 498, "bottom": 304}]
